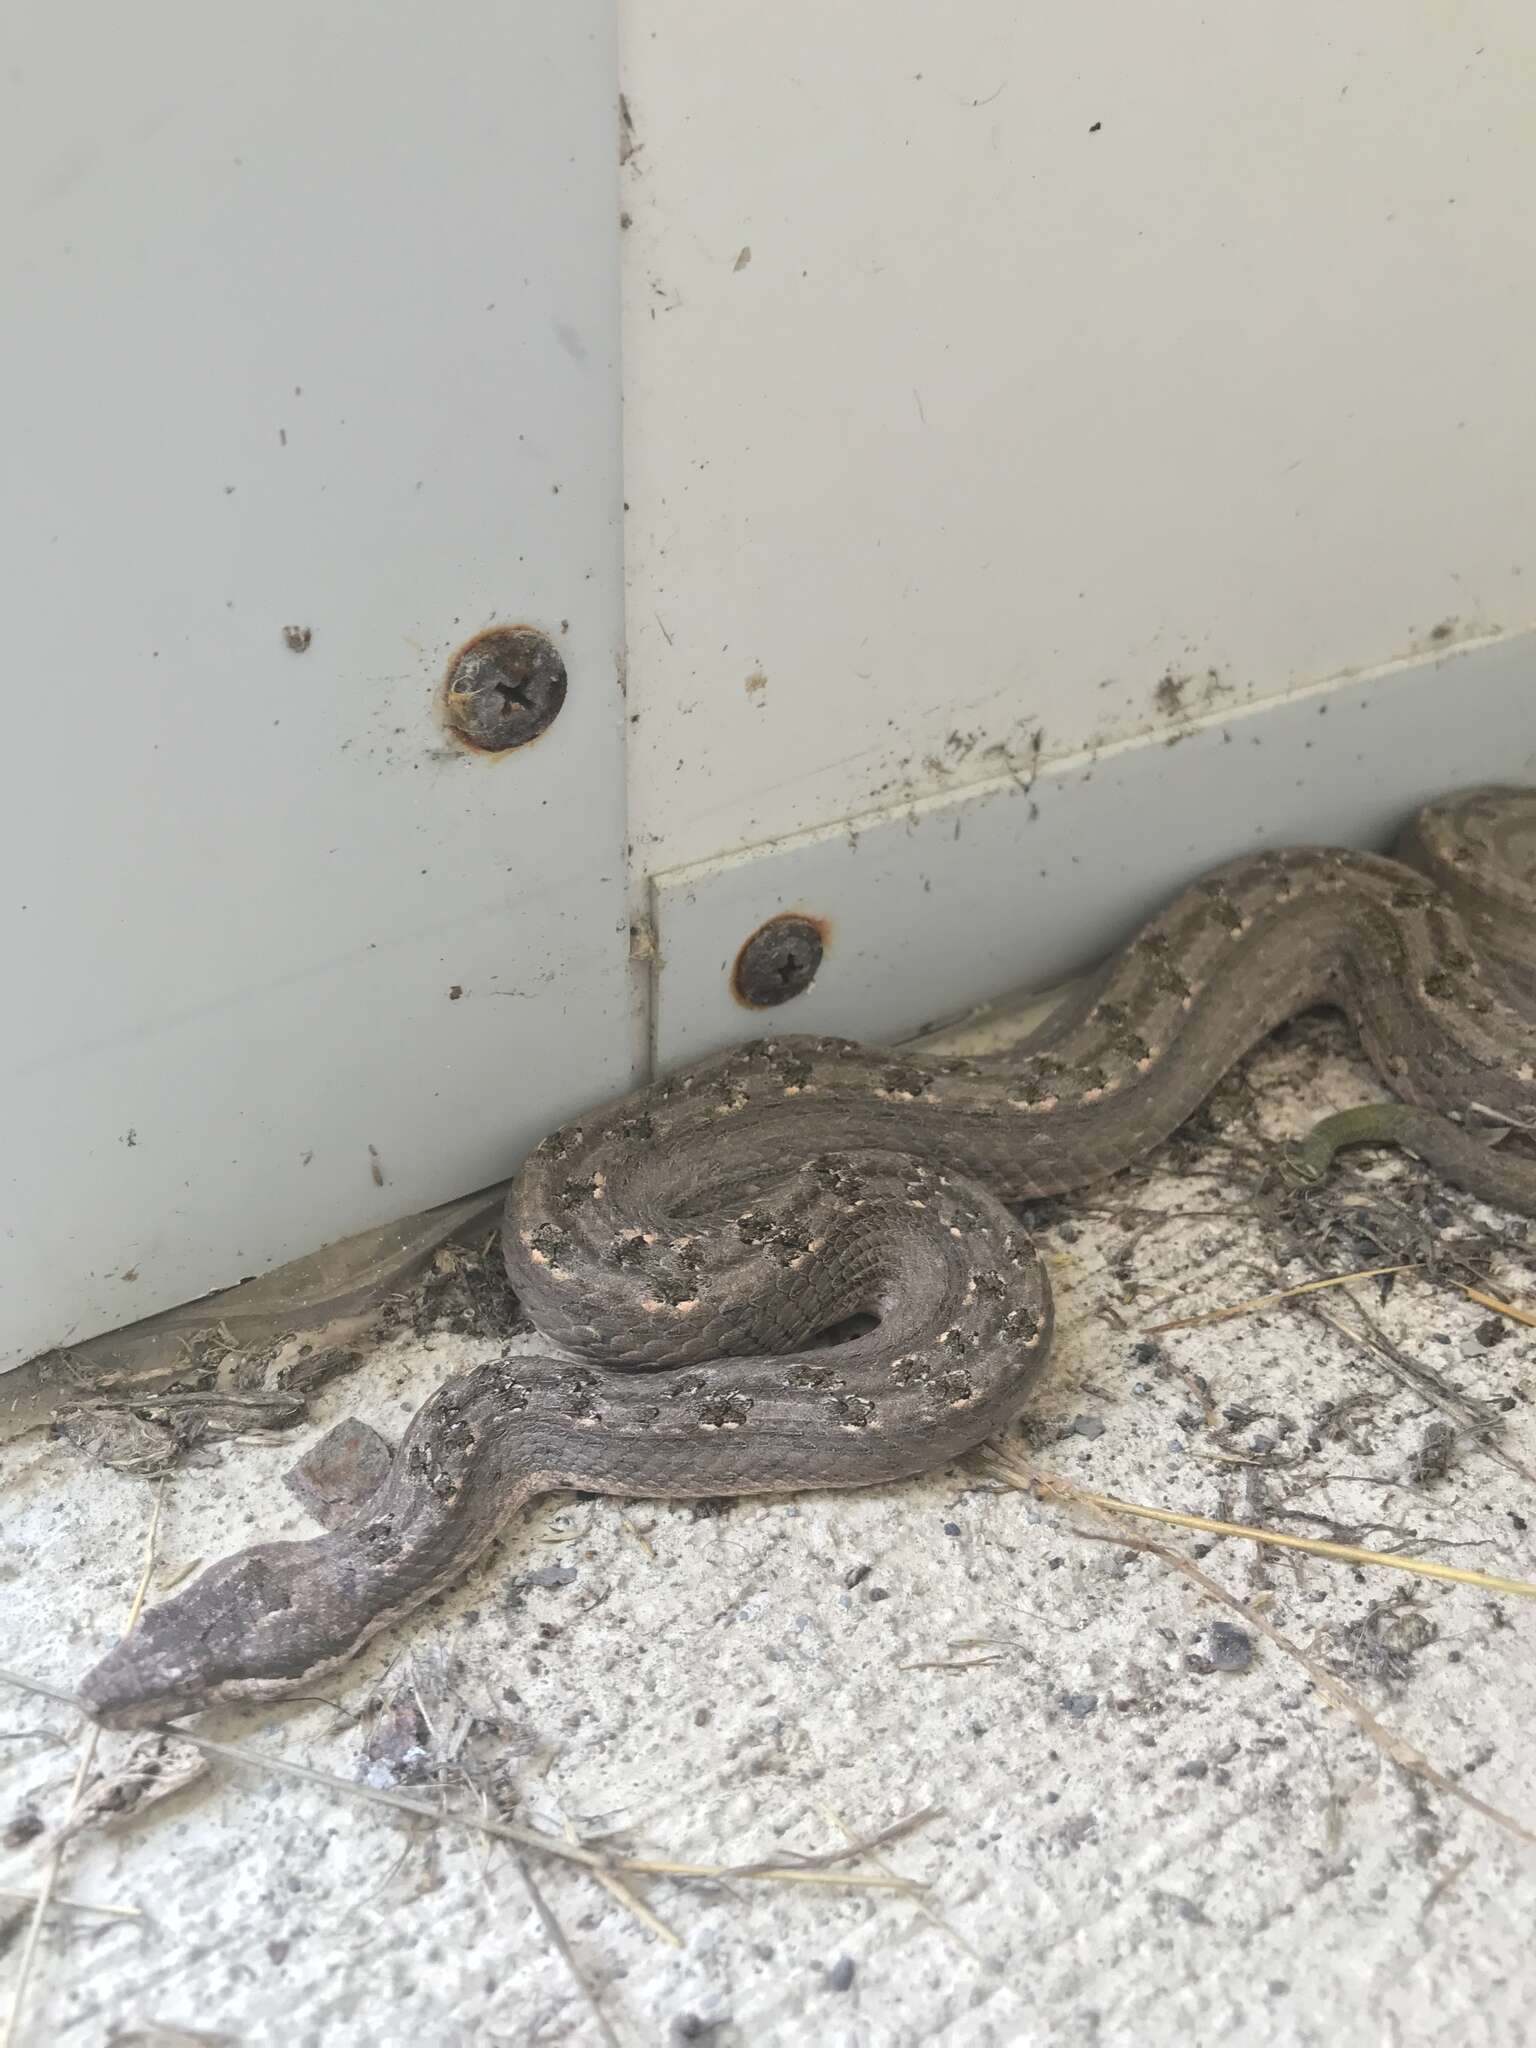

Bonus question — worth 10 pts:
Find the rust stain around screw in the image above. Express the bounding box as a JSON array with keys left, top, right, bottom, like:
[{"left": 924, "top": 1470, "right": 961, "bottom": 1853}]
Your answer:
[
  {"left": 443, "top": 625, "right": 568, "bottom": 753},
  {"left": 733, "top": 913, "right": 829, "bottom": 1008}
]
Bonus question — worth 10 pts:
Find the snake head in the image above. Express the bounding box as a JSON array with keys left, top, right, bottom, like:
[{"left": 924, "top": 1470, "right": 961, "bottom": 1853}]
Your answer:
[{"left": 78, "top": 1540, "right": 361, "bottom": 1729}]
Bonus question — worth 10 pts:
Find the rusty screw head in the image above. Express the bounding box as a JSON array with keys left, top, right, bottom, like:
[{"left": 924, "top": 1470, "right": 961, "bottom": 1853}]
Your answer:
[
  {"left": 733, "top": 913, "right": 826, "bottom": 1007},
  {"left": 444, "top": 626, "right": 567, "bottom": 752}
]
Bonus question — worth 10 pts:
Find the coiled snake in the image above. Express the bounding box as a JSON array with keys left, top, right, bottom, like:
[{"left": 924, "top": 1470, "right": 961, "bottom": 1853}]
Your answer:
[{"left": 80, "top": 786, "right": 1536, "bottom": 1726}]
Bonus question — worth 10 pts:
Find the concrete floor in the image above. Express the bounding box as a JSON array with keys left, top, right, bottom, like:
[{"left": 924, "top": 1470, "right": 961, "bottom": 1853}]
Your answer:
[{"left": 2, "top": 1009, "right": 1534, "bottom": 2047}]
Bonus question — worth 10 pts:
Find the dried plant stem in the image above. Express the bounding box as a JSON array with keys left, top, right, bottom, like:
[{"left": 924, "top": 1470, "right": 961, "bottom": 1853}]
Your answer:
[
  {"left": 2, "top": 1486, "right": 164, "bottom": 2048},
  {"left": 1141, "top": 1262, "right": 1415, "bottom": 1334},
  {"left": 817, "top": 1804, "right": 978, "bottom": 1962},
  {"left": 1457, "top": 1284, "right": 1536, "bottom": 1329},
  {"left": 1307, "top": 1303, "right": 1536, "bottom": 1485},
  {"left": 991, "top": 1455, "right": 1536, "bottom": 1850},
  {"left": 512, "top": 1850, "right": 623, "bottom": 2048},
  {"left": 0, "top": 1669, "right": 922, "bottom": 1896},
  {"left": 1013, "top": 1470, "right": 1536, "bottom": 1600},
  {"left": 565, "top": 1821, "right": 680, "bottom": 1948},
  {"left": 0, "top": 1890, "right": 140, "bottom": 1923},
  {"left": 1144, "top": 1262, "right": 1536, "bottom": 1339}
]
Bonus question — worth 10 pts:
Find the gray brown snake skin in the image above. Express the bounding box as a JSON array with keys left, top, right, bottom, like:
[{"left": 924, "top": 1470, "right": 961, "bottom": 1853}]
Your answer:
[{"left": 80, "top": 785, "right": 1536, "bottom": 1726}]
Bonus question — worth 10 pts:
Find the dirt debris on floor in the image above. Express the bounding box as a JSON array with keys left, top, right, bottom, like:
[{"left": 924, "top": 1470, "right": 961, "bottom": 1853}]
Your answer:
[{"left": 2, "top": 1011, "right": 1534, "bottom": 2046}]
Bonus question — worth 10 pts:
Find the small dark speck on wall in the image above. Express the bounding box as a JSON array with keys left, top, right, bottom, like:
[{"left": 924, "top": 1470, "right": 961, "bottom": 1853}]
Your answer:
[
  {"left": 1089, "top": 121, "right": 1102, "bottom": 132},
  {"left": 448, "top": 985, "right": 464, "bottom": 1001}
]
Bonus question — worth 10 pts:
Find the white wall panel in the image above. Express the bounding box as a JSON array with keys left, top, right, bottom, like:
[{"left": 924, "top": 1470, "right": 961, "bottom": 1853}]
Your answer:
[
  {"left": 620, "top": 4, "right": 1536, "bottom": 877},
  {"left": 0, "top": 3, "right": 631, "bottom": 1367},
  {"left": 8, "top": 3, "right": 1536, "bottom": 1370},
  {"left": 651, "top": 636, "right": 1536, "bottom": 1067}
]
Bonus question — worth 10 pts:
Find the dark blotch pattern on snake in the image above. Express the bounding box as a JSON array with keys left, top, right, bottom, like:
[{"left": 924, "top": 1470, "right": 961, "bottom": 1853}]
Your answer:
[{"left": 80, "top": 787, "right": 1536, "bottom": 1725}]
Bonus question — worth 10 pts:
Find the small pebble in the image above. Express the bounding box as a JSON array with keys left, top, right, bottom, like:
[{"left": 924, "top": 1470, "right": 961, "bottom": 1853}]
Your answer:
[
  {"left": 943, "top": 1521, "right": 962, "bottom": 1536},
  {"left": 844, "top": 1562, "right": 871, "bottom": 1588},
  {"left": 1409, "top": 1420, "right": 1457, "bottom": 1485},
  {"left": 525, "top": 1563, "right": 577, "bottom": 1589},
  {"left": 1060, "top": 1691, "right": 1099, "bottom": 1719},
  {"left": 2, "top": 1809, "right": 43, "bottom": 1849},
  {"left": 827, "top": 1957, "right": 856, "bottom": 1993},
  {"left": 1206, "top": 1622, "right": 1254, "bottom": 1672},
  {"left": 1071, "top": 1414, "right": 1106, "bottom": 1440}
]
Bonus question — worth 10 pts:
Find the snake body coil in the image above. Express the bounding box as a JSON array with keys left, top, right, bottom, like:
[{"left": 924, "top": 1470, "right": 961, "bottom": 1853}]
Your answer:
[{"left": 80, "top": 787, "right": 1536, "bottom": 1725}]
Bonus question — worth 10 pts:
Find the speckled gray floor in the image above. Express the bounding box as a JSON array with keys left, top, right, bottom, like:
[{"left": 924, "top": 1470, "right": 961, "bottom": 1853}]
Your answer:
[{"left": 3, "top": 1010, "right": 1534, "bottom": 2047}]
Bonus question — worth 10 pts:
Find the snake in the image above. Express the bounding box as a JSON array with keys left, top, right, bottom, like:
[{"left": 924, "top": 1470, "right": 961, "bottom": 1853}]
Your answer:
[{"left": 79, "top": 785, "right": 1536, "bottom": 1727}]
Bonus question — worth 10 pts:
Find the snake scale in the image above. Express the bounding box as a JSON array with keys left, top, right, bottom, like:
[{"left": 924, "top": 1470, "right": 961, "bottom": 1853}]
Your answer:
[{"left": 80, "top": 785, "right": 1536, "bottom": 1726}]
